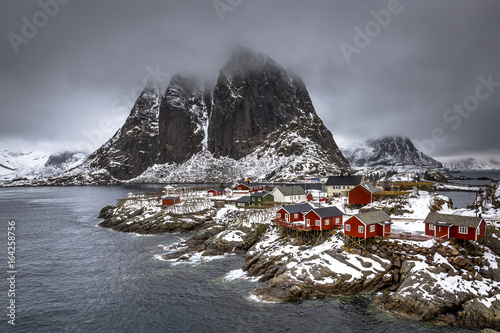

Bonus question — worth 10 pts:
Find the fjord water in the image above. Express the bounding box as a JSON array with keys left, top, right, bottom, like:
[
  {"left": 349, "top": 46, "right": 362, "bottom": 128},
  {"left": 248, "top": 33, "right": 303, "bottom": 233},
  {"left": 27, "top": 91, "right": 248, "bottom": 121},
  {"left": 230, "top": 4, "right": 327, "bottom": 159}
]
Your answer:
[{"left": 0, "top": 186, "right": 475, "bottom": 333}]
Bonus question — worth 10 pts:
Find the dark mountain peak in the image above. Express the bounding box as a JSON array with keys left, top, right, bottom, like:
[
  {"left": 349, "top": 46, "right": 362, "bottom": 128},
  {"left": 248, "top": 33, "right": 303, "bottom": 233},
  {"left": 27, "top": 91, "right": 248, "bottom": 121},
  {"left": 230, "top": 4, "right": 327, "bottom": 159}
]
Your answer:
[
  {"left": 221, "top": 47, "right": 285, "bottom": 80},
  {"left": 168, "top": 73, "right": 202, "bottom": 97},
  {"left": 143, "top": 77, "right": 160, "bottom": 92},
  {"left": 208, "top": 49, "right": 349, "bottom": 171},
  {"left": 158, "top": 73, "right": 209, "bottom": 164}
]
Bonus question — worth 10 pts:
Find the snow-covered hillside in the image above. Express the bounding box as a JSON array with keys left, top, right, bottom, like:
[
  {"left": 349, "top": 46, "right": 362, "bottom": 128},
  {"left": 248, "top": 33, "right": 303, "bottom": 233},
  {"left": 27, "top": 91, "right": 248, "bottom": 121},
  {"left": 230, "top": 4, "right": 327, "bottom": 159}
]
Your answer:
[
  {"left": 341, "top": 137, "right": 442, "bottom": 168},
  {"left": 0, "top": 150, "right": 87, "bottom": 183}
]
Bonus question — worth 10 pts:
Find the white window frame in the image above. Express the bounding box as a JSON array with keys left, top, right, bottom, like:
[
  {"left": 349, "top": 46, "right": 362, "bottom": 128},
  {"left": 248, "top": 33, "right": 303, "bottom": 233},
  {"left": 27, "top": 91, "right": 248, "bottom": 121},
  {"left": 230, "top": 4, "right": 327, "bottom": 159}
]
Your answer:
[
  {"left": 346, "top": 224, "right": 351, "bottom": 232},
  {"left": 294, "top": 213, "right": 298, "bottom": 218},
  {"left": 370, "top": 225, "right": 375, "bottom": 232},
  {"left": 325, "top": 219, "right": 330, "bottom": 226},
  {"left": 429, "top": 224, "right": 435, "bottom": 230},
  {"left": 315, "top": 220, "right": 321, "bottom": 227},
  {"left": 277, "top": 213, "right": 281, "bottom": 218},
  {"left": 459, "top": 226, "right": 468, "bottom": 234},
  {"left": 358, "top": 226, "right": 364, "bottom": 234},
  {"left": 306, "top": 219, "right": 310, "bottom": 227},
  {"left": 477, "top": 227, "right": 480, "bottom": 236},
  {"left": 335, "top": 218, "right": 340, "bottom": 225}
]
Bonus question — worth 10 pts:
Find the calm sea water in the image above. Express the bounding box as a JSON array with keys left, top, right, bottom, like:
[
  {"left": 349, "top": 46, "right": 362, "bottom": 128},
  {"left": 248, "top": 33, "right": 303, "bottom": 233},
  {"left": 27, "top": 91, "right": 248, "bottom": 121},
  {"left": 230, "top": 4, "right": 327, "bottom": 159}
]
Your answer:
[
  {"left": 450, "top": 170, "right": 500, "bottom": 186},
  {"left": 439, "top": 170, "right": 500, "bottom": 208},
  {"left": 0, "top": 186, "right": 477, "bottom": 332}
]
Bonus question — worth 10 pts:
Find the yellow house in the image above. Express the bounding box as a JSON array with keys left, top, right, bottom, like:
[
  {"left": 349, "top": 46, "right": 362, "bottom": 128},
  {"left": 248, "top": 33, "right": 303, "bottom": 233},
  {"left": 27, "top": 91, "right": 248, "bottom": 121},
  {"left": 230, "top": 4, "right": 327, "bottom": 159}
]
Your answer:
[{"left": 325, "top": 175, "right": 364, "bottom": 197}]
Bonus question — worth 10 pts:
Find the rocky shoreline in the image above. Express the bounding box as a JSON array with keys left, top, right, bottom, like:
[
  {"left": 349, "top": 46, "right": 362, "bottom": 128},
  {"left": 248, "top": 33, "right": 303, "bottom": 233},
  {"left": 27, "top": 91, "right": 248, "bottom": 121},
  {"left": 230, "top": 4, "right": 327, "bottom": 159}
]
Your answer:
[{"left": 98, "top": 200, "right": 500, "bottom": 330}]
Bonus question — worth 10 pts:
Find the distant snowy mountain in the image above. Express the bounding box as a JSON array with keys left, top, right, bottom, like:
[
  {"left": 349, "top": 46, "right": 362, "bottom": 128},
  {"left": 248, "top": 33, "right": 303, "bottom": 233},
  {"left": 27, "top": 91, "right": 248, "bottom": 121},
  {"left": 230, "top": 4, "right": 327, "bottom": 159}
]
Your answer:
[
  {"left": 443, "top": 157, "right": 500, "bottom": 170},
  {"left": 341, "top": 137, "right": 443, "bottom": 168},
  {"left": 7, "top": 48, "right": 349, "bottom": 186},
  {"left": 0, "top": 150, "right": 88, "bottom": 183}
]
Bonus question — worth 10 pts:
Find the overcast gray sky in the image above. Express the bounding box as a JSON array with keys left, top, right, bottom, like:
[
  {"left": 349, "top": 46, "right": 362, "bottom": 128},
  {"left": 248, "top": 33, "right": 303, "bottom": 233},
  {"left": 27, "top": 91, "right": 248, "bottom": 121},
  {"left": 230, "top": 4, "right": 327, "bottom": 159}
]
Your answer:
[{"left": 1, "top": 0, "right": 499, "bottom": 162}]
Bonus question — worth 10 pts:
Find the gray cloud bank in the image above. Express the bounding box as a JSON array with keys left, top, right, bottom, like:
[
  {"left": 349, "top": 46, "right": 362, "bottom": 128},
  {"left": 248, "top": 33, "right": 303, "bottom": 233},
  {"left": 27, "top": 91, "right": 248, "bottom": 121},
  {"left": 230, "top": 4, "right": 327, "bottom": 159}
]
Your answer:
[{"left": 1, "top": 0, "right": 499, "bottom": 161}]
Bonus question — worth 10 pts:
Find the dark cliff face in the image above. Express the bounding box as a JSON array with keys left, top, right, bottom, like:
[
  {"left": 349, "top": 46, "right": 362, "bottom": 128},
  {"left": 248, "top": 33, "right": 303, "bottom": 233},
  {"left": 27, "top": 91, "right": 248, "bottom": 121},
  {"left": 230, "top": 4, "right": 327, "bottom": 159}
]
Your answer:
[
  {"left": 207, "top": 48, "right": 349, "bottom": 170},
  {"left": 85, "top": 85, "right": 161, "bottom": 180},
  {"left": 158, "top": 74, "right": 209, "bottom": 164}
]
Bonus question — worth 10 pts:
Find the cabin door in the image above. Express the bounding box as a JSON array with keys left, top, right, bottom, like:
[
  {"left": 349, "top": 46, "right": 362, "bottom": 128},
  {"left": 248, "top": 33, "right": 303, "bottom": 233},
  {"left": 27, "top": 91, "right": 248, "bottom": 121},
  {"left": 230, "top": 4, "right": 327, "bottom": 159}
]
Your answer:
[{"left": 306, "top": 219, "right": 310, "bottom": 227}]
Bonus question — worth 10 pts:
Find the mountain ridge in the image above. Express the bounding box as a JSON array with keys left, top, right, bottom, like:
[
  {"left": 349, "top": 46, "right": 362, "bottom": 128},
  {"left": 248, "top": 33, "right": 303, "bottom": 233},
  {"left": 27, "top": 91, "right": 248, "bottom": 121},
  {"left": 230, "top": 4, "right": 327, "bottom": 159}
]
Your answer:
[{"left": 341, "top": 136, "right": 443, "bottom": 168}]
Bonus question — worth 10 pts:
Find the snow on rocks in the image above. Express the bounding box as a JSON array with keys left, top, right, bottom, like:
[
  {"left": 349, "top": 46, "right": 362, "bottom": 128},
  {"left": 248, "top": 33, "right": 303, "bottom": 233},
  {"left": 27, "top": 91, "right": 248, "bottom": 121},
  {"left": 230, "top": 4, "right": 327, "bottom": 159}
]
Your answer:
[{"left": 244, "top": 228, "right": 392, "bottom": 303}]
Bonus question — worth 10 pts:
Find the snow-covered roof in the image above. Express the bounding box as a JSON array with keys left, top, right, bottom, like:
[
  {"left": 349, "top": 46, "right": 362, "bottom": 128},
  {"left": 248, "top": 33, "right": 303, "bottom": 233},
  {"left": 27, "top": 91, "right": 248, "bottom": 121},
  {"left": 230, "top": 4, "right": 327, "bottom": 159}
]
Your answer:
[
  {"left": 423, "top": 212, "right": 483, "bottom": 228},
  {"left": 360, "top": 183, "right": 380, "bottom": 193},
  {"left": 354, "top": 210, "right": 391, "bottom": 225},
  {"left": 274, "top": 186, "right": 306, "bottom": 196}
]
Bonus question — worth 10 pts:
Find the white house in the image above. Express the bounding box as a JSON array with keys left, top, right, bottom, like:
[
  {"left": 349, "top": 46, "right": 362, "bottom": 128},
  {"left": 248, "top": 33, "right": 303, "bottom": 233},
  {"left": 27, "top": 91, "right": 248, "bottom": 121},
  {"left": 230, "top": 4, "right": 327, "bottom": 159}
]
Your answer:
[{"left": 270, "top": 186, "right": 306, "bottom": 203}]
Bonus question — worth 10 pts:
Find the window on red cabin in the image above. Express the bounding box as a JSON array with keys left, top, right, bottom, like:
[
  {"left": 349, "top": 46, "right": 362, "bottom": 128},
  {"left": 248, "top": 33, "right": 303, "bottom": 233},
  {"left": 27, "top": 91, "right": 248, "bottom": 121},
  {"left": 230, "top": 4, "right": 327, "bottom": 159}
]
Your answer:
[
  {"left": 370, "top": 225, "right": 375, "bottom": 232},
  {"left": 459, "top": 226, "right": 468, "bottom": 234},
  {"left": 294, "top": 213, "right": 298, "bottom": 218},
  {"left": 358, "top": 226, "right": 364, "bottom": 233},
  {"left": 325, "top": 219, "right": 330, "bottom": 225},
  {"left": 277, "top": 213, "right": 281, "bottom": 218},
  {"left": 477, "top": 227, "right": 480, "bottom": 236},
  {"left": 346, "top": 224, "right": 351, "bottom": 231},
  {"left": 335, "top": 218, "right": 340, "bottom": 224},
  {"left": 429, "top": 224, "right": 435, "bottom": 230},
  {"left": 315, "top": 220, "right": 320, "bottom": 226}
]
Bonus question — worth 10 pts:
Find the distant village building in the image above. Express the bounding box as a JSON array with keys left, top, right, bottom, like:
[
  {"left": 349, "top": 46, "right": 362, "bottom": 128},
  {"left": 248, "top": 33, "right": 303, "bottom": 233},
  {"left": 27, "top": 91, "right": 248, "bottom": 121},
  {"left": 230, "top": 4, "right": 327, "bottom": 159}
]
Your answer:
[
  {"left": 344, "top": 210, "right": 392, "bottom": 239},
  {"left": 325, "top": 175, "right": 363, "bottom": 197},
  {"left": 207, "top": 188, "right": 225, "bottom": 197},
  {"left": 304, "top": 206, "right": 344, "bottom": 230},
  {"left": 349, "top": 184, "right": 381, "bottom": 206},
  {"left": 250, "top": 191, "right": 274, "bottom": 206},
  {"left": 235, "top": 196, "right": 252, "bottom": 207},
  {"left": 233, "top": 183, "right": 265, "bottom": 198},
  {"left": 270, "top": 186, "right": 306, "bottom": 203},
  {"left": 423, "top": 212, "right": 486, "bottom": 241},
  {"left": 162, "top": 196, "right": 181, "bottom": 206}
]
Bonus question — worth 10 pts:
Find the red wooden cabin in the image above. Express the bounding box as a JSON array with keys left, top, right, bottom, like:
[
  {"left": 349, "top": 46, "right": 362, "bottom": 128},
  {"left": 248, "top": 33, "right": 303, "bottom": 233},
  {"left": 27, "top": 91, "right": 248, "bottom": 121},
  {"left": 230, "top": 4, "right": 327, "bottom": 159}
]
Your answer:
[
  {"left": 207, "top": 188, "right": 225, "bottom": 197},
  {"left": 275, "top": 203, "right": 313, "bottom": 230},
  {"left": 348, "top": 184, "right": 380, "bottom": 206},
  {"left": 162, "top": 196, "right": 181, "bottom": 206},
  {"left": 423, "top": 212, "right": 486, "bottom": 241},
  {"left": 344, "top": 210, "right": 392, "bottom": 239},
  {"left": 304, "top": 206, "right": 344, "bottom": 231},
  {"left": 233, "top": 182, "right": 264, "bottom": 197}
]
